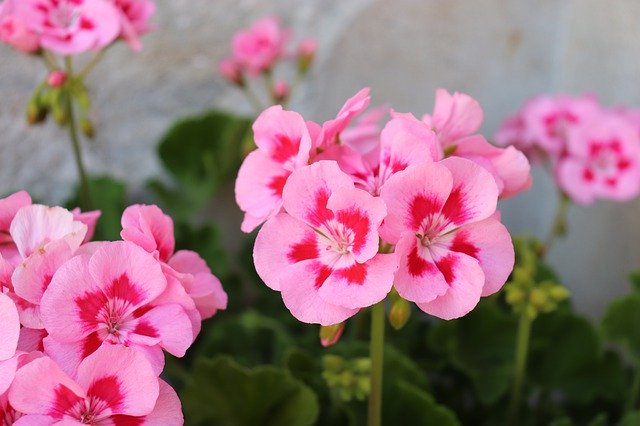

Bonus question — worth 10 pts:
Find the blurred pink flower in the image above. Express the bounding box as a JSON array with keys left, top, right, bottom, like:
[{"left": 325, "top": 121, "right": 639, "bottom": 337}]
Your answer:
[
  {"left": 231, "top": 16, "right": 290, "bottom": 76},
  {"left": 0, "top": 0, "right": 40, "bottom": 53}
]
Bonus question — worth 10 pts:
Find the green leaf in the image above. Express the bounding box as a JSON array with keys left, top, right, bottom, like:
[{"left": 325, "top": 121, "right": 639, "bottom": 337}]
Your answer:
[
  {"left": 428, "top": 299, "right": 516, "bottom": 405},
  {"left": 383, "top": 380, "right": 459, "bottom": 426},
  {"left": 182, "top": 356, "right": 319, "bottom": 426},
  {"left": 156, "top": 109, "right": 252, "bottom": 213},
  {"left": 629, "top": 271, "right": 640, "bottom": 293},
  {"left": 620, "top": 411, "right": 640, "bottom": 426},
  {"left": 65, "top": 175, "right": 126, "bottom": 241},
  {"left": 602, "top": 293, "right": 640, "bottom": 360}
]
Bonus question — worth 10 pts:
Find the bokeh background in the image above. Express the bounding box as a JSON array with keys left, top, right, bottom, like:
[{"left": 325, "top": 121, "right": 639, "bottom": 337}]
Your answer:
[{"left": 2, "top": 0, "right": 640, "bottom": 317}]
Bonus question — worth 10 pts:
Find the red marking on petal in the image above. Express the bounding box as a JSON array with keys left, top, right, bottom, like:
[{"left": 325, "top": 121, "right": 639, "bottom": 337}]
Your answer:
[
  {"left": 41, "top": 274, "right": 53, "bottom": 293},
  {"left": 440, "top": 187, "right": 470, "bottom": 226},
  {"left": 132, "top": 305, "right": 152, "bottom": 319},
  {"left": 268, "top": 174, "right": 289, "bottom": 197},
  {"left": 409, "top": 194, "right": 442, "bottom": 231},
  {"left": 79, "top": 17, "right": 94, "bottom": 30},
  {"left": 313, "top": 263, "right": 332, "bottom": 289},
  {"left": 271, "top": 134, "right": 301, "bottom": 163},
  {"left": 111, "top": 415, "right": 146, "bottom": 426},
  {"left": 407, "top": 245, "right": 434, "bottom": 277},
  {"left": 106, "top": 274, "right": 145, "bottom": 307},
  {"left": 618, "top": 158, "right": 631, "bottom": 171},
  {"left": 449, "top": 231, "right": 479, "bottom": 259},
  {"left": 75, "top": 290, "right": 109, "bottom": 332},
  {"left": 49, "top": 385, "right": 83, "bottom": 419},
  {"left": 288, "top": 234, "right": 319, "bottom": 262},
  {"left": 390, "top": 160, "right": 408, "bottom": 174},
  {"left": 436, "top": 254, "right": 457, "bottom": 285},
  {"left": 81, "top": 332, "right": 103, "bottom": 359},
  {"left": 87, "top": 375, "right": 125, "bottom": 412},
  {"left": 133, "top": 320, "right": 159, "bottom": 339},
  {"left": 336, "top": 263, "right": 367, "bottom": 285},
  {"left": 605, "top": 177, "right": 618, "bottom": 187},
  {"left": 307, "top": 189, "right": 334, "bottom": 227},
  {"left": 610, "top": 138, "right": 622, "bottom": 153},
  {"left": 336, "top": 208, "right": 370, "bottom": 255},
  {"left": 583, "top": 168, "right": 595, "bottom": 182}
]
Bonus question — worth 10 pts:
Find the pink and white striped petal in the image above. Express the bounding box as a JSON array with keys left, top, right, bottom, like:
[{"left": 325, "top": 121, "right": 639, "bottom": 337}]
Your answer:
[
  {"left": 280, "top": 260, "right": 359, "bottom": 325},
  {"left": 318, "top": 253, "right": 397, "bottom": 309}
]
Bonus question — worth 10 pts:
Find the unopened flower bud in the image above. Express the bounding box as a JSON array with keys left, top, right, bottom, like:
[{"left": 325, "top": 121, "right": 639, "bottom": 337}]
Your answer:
[
  {"left": 320, "top": 322, "right": 345, "bottom": 347},
  {"left": 26, "top": 98, "right": 47, "bottom": 125},
  {"left": 388, "top": 297, "right": 411, "bottom": 330},
  {"left": 296, "top": 38, "right": 316, "bottom": 74},
  {"left": 273, "top": 80, "right": 290, "bottom": 104},
  {"left": 80, "top": 117, "right": 95, "bottom": 139},
  {"left": 219, "top": 57, "right": 244, "bottom": 87},
  {"left": 47, "top": 70, "right": 67, "bottom": 88}
]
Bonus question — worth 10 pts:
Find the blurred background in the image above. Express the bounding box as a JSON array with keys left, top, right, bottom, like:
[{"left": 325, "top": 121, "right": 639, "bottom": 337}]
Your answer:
[{"left": 1, "top": 0, "right": 640, "bottom": 317}]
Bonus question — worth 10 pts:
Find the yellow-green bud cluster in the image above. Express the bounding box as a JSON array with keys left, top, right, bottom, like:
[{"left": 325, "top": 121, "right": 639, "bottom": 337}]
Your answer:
[{"left": 322, "top": 354, "right": 372, "bottom": 402}]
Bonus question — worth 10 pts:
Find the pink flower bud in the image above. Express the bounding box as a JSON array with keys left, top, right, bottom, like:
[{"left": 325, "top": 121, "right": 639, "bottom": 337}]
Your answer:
[
  {"left": 296, "top": 38, "right": 316, "bottom": 74},
  {"left": 319, "top": 322, "right": 345, "bottom": 347},
  {"left": 219, "top": 57, "right": 244, "bottom": 86},
  {"left": 273, "top": 80, "right": 290, "bottom": 103},
  {"left": 47, "top": 71, "right": 67, "bottom": 88}
]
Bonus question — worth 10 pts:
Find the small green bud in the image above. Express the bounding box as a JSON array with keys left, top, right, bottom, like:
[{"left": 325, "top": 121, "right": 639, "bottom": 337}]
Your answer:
[
  {"left": 320, "top": 322, "right": 345, "bottom": 347},
  {"left": 388, "top": 297, "right": 411, "bottom": 330}
]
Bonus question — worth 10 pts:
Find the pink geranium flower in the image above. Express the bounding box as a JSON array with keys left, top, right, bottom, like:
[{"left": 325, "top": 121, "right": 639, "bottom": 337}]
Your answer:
[
  {"left": 15, "top": 0, "right": 120, "bottom": 55},
  {"left": 379, "top": 157, "right": 514, "bottom": 320},
  {"left": 423, "top": 88, "right": 484, "bottom": 146},
  {"left": 254, "top": 161, "right": 398, "bottom": 325},
  {"left": 40, "top": 241, "right": 194, "bottom": 375},
  {"left": 556, "top": 113, "right": 640, "bottom": 204},
  {"left": 111, "top": 0, "right": 155, "bottom": 51},
  {"left": 0, "top": 0, "right": 39, "bottom": 53},
  {"left": 231, "top": 16, "right": 290, "bottom": 76},
  {"left": 236, "top": 105, "right": 313, "bottom": 232},
  {"left": 9, "top": 345, "right": 182, "bottom": 424}
]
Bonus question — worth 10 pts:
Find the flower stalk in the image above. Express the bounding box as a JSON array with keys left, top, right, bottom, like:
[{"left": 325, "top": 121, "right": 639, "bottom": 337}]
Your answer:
[{"left": 368, "top": 301, "right": 385, "bottom": 426}]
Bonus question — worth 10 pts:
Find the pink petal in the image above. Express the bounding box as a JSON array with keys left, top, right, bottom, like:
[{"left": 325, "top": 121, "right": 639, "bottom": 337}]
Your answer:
[
  {"left": 379, "top": 161, "right": 453, "bottom": 244},
  {"left": 254, "top": 212, "right": 317, "bottom": 291},
  {"left": 555, "top": 158, "right": 595, "bottom": 204},
  {"left": 428, "top": 88, "right": 484, "bottom": 143},
  {"left": 0, "top": 191, "right": 31, "bottom": 231},
  {"left": 10, "top": 205, "right": 87, "bottom": 259},
  {"left": 9, "top": 356, "right": 85, "bottom": 418},
  {"left": 0, "top": 293, "right": 19, "bottom": 361},
  {"left": 121, "top": 204, "right": 175, "bottom": 262},
  {"left": 282, "top": 161, "right": 355, "bottom": 227},
  {"left": 153, "top": 267, "right": 201, "bottom": 339},
  {"left": 134, "top": 304, "right": 194, "bottom": 357},
  {"left": 280, "top": 260, "right": 359, "bottom": 325},
  {"left": 392, "top": 233, "right": 450, "bottom": 303},
  {"left": 416, "top": 251, "right": 485, "bottom": 320},
  {"left": 319, "top": 253, "right": 398, "bottom": 309},
  {"left": 316, "top": 88, "right": 371, "bottom": 148},
  {"left": 442, "top": 218, "right": 514, "bottom": 297},
  {"left": 438, "top": 157, "right": 499, "bottom": 229},
  {"left": 75, "top": 345, "right": 159, "bottom": 417},
  {"left": 110, "top": 379, "right": 183, "bottom": 425},
  {"left": 235, "top": 150, "right": 289, "bottom": 233},
  {"left": 12, "top": 239, "right": 73, "bottom": 305},
  {"left": 70, "top": 208, "right": 101, "bottom": 243},
  {"left": 17, "top": 327, "right": 46, "bottom": 352}
]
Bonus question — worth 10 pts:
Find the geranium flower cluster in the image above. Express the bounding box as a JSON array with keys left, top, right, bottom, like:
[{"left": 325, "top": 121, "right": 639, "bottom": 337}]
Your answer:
[
  {"left": 236, "top": 88, "right": 531, "bottom": 324},
  {"left": 0, "top": 192, "right": 226, "bottom": 424},
  {"left": 495, "top": 94, "right": 640, "bottom": 204},
  {"left": 219, "top": 16, "right": 316, "bottom": 105},
  {"left": 0, "top": 0, "right": 156, "bottom": 54}
]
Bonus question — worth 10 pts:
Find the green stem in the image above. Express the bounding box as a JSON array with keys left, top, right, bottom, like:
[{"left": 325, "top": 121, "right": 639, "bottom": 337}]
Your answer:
[
  {"left": 508, "top": 311, "right": 533, "bottom": 424},
  {"left": 368, "top": 301, "right": 385, "bottom": 426},
  {"left": 540, "top": 192, "right": 570, "bottom": 258},
  {"left": 64, "top": 57, "right": 92, "bottom": 210},
  {"left": 242, "top": 85, "right": 265, "bottom": 116},
  {"left": 626, "top": 362, "right": 640, "bottom": 412},
  {"left": 78, "top": 49, "right": 105, "bottom": 79}
]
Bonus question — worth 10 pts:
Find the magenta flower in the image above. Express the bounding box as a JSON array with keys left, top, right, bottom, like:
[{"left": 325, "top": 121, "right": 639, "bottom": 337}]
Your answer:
[
  {"left": 111, "top": 0, "right": 155, "bottom": 51},
  {"left": 254, "top": 161, "right": 398, "bottom": 325},
  {"left": 15, "top": 0, "right": 120, "bottom": 55},
  {"left": 556, "top": 113, "right": 640, "bottom": 204},
  {"left": 231, "top": 16, "right": 290, "bottom": 76},
  {"left": 379, "top": 158, "right": 514, "bottom": 319},
  {"left": 40, "top": 241, "right": 194, "bottom": 375},
  {"left": 9, "top": 345, "right": 182, "bottom": 424},
  {"left": 236, "top": 105, "right": 313, "bottom": 232}
]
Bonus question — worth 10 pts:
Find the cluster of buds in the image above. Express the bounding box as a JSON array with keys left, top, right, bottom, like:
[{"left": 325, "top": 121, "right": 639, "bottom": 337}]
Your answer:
[{"left": 322, "top": 354, "right": 372, "bottom": 402}]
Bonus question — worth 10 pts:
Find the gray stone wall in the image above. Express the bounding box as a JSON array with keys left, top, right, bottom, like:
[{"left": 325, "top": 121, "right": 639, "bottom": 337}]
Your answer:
[{"left": 1, "top": 0, "right": 640, "bottom": 316}]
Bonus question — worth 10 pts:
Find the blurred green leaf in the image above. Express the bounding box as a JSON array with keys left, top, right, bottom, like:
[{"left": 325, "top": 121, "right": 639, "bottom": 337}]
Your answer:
[
  {"left": 384, "top": 380, "right": 459, "bottom": 426},
  {"left": 182, "top": 356, "right": 319, "bottom": 426},
  {"left": 620, "top": 411, "right": 640, "bottom": 426},
  {"left": 602, "top": 293, "right": 640, "bottom": 360}
]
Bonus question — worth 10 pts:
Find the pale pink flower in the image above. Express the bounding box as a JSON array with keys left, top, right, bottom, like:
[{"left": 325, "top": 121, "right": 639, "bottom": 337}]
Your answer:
[
  {"left": 9, "top": 345, "right": 183, "bottom": 424},
  {"left": 231, "top": 16, "right": 290, "bottom": 76},
  {"left": 15, "top": 0, "right": 120, "bottom": 55},
  {"left": 422, "top": 88, "right": 484, "bottom": 146},
  {"left": 556, "top": 113, "right": 640, "bottom": 204},
  {"left": 40, "top": 241, "right": 194, "bottom": 375},
  {"left": 379, "top": 158, "right": 514, "bottom": 320},
  {"left": 254, "top": 161, "right": 398, "bottom": 325},
  {"left": 0, "top": 0, "right": 40, "bottom": 53},
  {"left": 111, "top": 0, "right": 155, "bottom": 51},
  {"left": 235, "top": 105, "right": 313, "bottom": 232}
]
